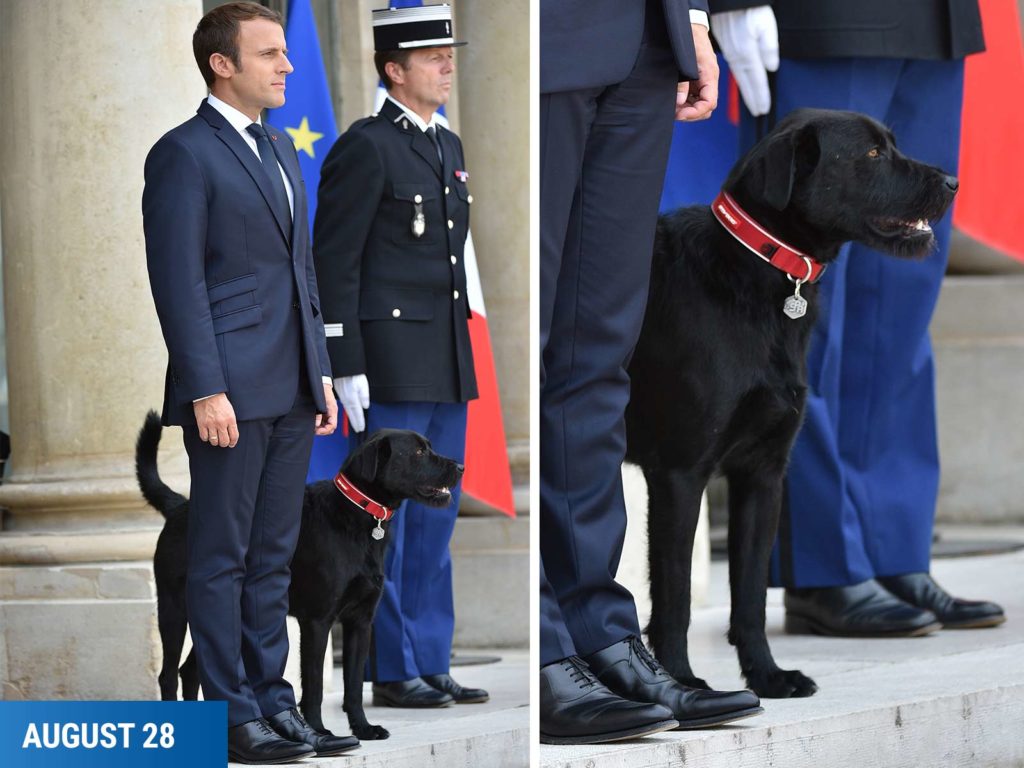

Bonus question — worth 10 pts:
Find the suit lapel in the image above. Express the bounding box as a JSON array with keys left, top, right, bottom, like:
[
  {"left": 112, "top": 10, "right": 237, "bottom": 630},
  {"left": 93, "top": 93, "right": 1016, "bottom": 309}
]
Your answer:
[
  {"left": 381, "top": 99, "right": 442, "bottom": 180},
  {"left": 198, "top": 101, "right": 291, "bottom": 247}
]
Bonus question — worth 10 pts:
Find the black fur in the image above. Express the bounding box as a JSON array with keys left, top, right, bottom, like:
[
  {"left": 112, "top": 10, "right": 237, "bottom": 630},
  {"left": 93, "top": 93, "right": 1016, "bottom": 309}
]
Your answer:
[
  {"left": 136, "top": 411, "right": 463, "bottom": 740},
  {"left": 625, "top": 109, "right": 958, "bottom": 699}
]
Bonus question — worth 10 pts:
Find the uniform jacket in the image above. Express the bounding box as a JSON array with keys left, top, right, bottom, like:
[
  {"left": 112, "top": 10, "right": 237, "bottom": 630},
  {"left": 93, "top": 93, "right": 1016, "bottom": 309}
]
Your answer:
[
  {"left": 313, "top": 98, "right": 477, "bottom": 404},
  {"left": 541, "top": 0, "right": 712, "bottom": 93},
  {"left": 708, "top": 0, "right": 984, "bottom": 60},
  {"left": 143, "top": 99, "right": 332, "bottom": 426}
]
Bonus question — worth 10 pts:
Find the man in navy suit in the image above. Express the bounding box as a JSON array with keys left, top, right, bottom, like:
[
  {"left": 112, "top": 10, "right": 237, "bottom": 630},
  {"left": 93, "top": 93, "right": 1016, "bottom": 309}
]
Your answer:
[
  {"left": 143, "top": 3, "right": 357, "bottom": 762},
  {"left": 710, "top": 0, "right": 1005, "bottom": 638},
  {"left": 540, "top": 0, "right": 761, "bottom": 745}
]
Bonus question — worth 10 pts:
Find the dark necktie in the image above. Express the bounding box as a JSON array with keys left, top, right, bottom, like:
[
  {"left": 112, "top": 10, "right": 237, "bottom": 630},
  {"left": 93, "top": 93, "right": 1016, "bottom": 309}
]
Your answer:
[
  {"left": 246, "top": 123, "right": 292, "bottom": 230},
  {"left": 426, "top": 125, "right": 443, "bottom": 164}
]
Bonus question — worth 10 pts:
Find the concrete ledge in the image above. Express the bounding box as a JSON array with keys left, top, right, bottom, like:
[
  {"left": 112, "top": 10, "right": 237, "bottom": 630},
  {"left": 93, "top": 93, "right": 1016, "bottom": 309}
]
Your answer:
[{"left": 543, "top": 532, "right": 1024, "bottom": 768}]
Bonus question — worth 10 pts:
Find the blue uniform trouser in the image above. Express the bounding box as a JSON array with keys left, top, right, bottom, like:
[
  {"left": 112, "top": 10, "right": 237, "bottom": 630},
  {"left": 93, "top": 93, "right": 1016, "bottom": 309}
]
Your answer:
[
  {"left": 361, "top": 400, "right": 467, "bottom": 682},
  {"left": 739, "top": 58, "right": 965, "bottom": 588},
  {"left": 539, "top": 8, "right": 679, "bottom": 666}
]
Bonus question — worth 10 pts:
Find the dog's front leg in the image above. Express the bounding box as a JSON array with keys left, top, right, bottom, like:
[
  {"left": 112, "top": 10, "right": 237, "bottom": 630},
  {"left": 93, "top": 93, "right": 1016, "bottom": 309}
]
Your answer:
[
  {"left": 341, "top": 619, "right": 389, "bottom": 740},
  {"left": 644, "top": 467, "right": 709, "bottom": 689},
  {"left": 297, "top": 616, "right": 334, "bottom": 733},
  {"left": 726, "top": 471, "right": 817, "bottom": 698}
]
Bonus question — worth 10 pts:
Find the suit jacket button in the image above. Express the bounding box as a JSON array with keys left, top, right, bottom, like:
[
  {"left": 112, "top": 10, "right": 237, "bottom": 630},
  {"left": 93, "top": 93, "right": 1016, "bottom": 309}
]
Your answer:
[
  {"left": 467, "top": 194, "right": 473, "bottom": 204},
  {"left": 453, "top": 290, "right": 460, "bottom": 300},
  {"left": 447, "top": 219, "right": 454, "bottom": 229},
  {"left": 445, "top": 186, "right": 451, "bottom": 195},
  {"left": 414, "top": 194, "right": 423, "bottom": 203},
  {"left": 450, "top": 254, "right": 457, "bottom": 264},
  {"left": 392, "top": 308, "right": 401, "bottom": 318}
]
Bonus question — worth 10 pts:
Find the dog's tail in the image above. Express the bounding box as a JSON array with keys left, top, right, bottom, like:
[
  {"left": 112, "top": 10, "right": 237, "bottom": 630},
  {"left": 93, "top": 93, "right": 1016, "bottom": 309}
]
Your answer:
[{"left": 135, "top": 410, "right": 187, "bottom": 517}]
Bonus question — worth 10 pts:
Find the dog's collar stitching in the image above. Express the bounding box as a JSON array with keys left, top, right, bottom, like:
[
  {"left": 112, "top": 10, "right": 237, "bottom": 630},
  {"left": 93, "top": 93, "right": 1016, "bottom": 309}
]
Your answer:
[
  {"left": 712, "top": 191, "right": 827, "bottom": 284},
  {"left": 334, "top": 472, "right": 394, "bottom": 522}
]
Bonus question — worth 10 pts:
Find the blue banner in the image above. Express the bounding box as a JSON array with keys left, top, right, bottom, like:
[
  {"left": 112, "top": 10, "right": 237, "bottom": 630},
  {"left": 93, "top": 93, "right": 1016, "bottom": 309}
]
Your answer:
[
  {"left": 0, "top": 701, "right": 226, "bottom": 767},
  {"left": 266, "top": 0, "right": 339, "bottom": 232}
]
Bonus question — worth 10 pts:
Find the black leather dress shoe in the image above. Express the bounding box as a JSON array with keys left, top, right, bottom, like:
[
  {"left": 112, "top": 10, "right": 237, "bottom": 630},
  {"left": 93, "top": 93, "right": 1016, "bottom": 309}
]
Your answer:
[
  {"left": 266, "top": 707, "right": 360, "bottom": 757},
  {"left": 878, "top": 572, "right": 1006, "bottom": 629},
  {"left": 785, "top": 578, "right": 943, "bottom": 637},
  {"left": 372, "top": 677, "right": 454, "bottom": 708},
  {"left": 422, "top": 673, "right": 490, "bottom": 703},
  {"left": 584, "top": 636, "right": 763, "bottom": 728},
  {"left": 227, "top": 717, "right": 314, "bottom": 765},
  {"left": 540, "top": 656, "right": 678, "bottom": 745}
]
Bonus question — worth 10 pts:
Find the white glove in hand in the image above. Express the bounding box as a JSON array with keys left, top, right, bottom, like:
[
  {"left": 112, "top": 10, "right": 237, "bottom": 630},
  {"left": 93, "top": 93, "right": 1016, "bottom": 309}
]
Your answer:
[
  {"left": 333, "top": 374, "right": 370, "bottom": 433},
  {"left": 711, "top": 6, "right": 779, "bottom": 117}
]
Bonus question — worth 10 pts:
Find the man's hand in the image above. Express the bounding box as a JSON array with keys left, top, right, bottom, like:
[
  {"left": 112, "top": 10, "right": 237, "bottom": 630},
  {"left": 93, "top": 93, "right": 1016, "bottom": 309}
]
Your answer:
[
  {"left": 710, "top": 6, "right": 779, "bottom": 117},
  {"left": 333, "top": 374, "right": 370, "bottom": 433},
  {"left": 194, "top": 393, "right": 238, "bottom": 448},
  {"left": 677, "top": 23, "right": 720, "bottom": 121},
  {"left": 315, "top": 382, "right": 339, "bottom": 436}
]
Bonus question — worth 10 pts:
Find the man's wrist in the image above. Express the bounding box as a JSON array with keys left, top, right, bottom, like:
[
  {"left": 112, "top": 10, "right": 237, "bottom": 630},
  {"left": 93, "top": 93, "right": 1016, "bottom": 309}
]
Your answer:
[{"left": 192, "top": 392, "right": 223, "bottom": 404}]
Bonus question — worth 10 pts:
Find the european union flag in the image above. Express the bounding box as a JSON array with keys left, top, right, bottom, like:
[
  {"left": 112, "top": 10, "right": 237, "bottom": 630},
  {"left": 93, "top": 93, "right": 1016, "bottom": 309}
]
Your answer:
[{"left": 266, "top": 0, "right": 338, "bottom": 232}]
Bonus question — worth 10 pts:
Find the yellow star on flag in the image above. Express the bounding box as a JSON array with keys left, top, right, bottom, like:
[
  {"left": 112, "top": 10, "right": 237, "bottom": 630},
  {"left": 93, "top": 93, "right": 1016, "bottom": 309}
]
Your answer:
[{"left": 285, "top": 117, "right": 324, "bottom": 159}]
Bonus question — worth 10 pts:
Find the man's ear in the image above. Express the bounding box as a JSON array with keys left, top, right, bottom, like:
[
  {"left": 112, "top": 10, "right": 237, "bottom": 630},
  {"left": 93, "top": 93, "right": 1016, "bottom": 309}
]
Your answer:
[
  {"left": 209, "top": 52, "right": 234, "bottom": 80},
  {"left": 384, "top": 60, "right": 405, "bottom": 87}
]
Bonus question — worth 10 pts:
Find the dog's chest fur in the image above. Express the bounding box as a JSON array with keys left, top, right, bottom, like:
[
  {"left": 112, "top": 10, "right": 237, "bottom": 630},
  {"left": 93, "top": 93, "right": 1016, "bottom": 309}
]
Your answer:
[{"left": 625, "top": 207, "right": 816, "bottom": 475}]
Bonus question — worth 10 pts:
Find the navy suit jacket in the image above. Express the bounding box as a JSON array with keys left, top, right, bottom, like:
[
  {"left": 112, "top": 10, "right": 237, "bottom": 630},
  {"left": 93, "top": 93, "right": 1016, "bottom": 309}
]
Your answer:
[
  {"left": 143, "top": 100, "right": 332, "bottom": 426},
  {"left": 541, "top": 0, "right": 711, "bottom": 93}
]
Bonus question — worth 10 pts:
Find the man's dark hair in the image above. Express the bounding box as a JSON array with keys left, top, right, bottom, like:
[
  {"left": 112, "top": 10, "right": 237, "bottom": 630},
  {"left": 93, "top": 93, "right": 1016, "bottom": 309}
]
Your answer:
[
  {"left": 193, "top": 2, "right": 283, "bottom": 88},
  {"left": 374, "top": 50, "right": 415, "bottom": 91}
]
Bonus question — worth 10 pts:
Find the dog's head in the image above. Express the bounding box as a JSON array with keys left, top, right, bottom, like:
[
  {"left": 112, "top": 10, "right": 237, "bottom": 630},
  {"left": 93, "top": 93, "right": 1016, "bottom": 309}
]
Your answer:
[
  {"left": 341, "top": 428, "right": 464, "bottom": 510},
  {"left": 724, "top": 108, "right": 958, "bottom": 259}
]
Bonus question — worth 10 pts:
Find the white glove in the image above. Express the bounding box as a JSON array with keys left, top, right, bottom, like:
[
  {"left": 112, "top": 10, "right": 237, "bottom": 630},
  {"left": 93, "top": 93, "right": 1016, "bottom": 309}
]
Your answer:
[
  {"left": 333, "top": 374, "right": 370, "bottom": 433},
  {"left": 711, "top": 6, "right": 779, "bottom": 117}
]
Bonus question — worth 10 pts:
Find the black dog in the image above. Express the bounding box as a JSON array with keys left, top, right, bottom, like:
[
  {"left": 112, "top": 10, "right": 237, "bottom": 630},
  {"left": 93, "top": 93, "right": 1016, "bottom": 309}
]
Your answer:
[
  {"left": 625, "top": 109, "right": 958, "bottom": 699},
  {"left": 136, "top": 411, "right": 464, "bottom": 739}
]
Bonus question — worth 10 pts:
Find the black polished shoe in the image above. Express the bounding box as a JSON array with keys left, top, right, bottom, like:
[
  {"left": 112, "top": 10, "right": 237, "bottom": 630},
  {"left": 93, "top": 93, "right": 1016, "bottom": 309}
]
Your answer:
[
  {"left": 266, "top": 707, "right": 360, "bottom": 757},
  {"left": 422, "top": 673, "right": 490, "bottom": 703},
  {"left": 877, "top": 572, "right": 1006, "bottom": 629},
  {"left": 372, "top": 677, "right": 454, "bottom": 708},
  {"left": 584, "top": 636, "right": 763, "bottom": 728},
  {"left": 227, "top": 717, "right": 315, "bottom": 765},
  {"left": 540, "top": 656, "right": 678, "bottom": 745},
  {"left": 785, "top": 578, "right": 943, "bottom": 637}
]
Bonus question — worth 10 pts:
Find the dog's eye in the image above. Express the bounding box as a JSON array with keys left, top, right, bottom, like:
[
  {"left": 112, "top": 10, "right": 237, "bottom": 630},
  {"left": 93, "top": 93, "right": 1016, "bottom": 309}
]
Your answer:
[{"left": 867, "top": 147, "right": 881, "bottom": 159}]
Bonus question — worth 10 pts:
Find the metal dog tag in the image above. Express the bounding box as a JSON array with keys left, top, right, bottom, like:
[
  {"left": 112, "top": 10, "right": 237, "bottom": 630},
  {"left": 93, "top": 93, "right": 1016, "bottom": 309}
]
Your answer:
[
  {"left": 411, "top": 204, "right": 425, "bottom": 238},
  {"left": 371, "top": 520, "right": 385, "bottom": 540},
  {"left": 783, "top": 291, "right": 807, "bottom": 320}
]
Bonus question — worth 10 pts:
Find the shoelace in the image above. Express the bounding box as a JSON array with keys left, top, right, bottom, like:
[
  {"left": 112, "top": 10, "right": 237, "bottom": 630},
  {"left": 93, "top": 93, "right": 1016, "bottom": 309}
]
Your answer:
[
  {"left": 628, "top": 636, "right": 667, "bottom": 677},
  {"left": 291, "top": 710, "right": 310, "bottom": 729},
  {"left": 562, "top": 656, "right": 599, "bottom": 690},
  {"left": 255, "top": 719, "right": 277, "bottom": 737}
]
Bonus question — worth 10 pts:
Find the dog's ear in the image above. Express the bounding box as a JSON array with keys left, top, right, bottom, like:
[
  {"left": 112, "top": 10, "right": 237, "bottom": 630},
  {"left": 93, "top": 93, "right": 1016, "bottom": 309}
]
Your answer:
[
  {"left": 349, "top": 434, "right": 390, "bottom": 482},
  {"left": 760, "top": 123, "right": 820, "bottom": 210}
]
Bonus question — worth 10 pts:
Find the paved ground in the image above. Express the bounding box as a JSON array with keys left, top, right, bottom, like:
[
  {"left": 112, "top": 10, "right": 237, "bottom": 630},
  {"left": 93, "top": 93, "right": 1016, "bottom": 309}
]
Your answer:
[
  {"left": 541, "top": 526, "right": 1024, "bottom": 768},
  {"left": 228, "top": 649, "right": 529, "bottom": 768}
]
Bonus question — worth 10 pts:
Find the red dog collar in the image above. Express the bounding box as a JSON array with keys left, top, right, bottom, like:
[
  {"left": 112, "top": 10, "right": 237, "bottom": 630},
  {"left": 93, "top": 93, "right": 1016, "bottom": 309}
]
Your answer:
[
  {"left": 711, "top": 191, "right": 826, "bottom": 284},
  {"left": 334, "top": 472, "right": 394, "bottom": 522}
]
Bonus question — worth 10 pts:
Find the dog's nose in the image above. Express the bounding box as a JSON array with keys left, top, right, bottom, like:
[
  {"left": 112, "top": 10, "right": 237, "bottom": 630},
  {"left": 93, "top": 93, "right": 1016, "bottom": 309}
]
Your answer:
[
  {"left": 456, "top": 463, "right": 465, "bottom": 475},
  {"left": 943, "top": 174, "right": 959, "bottom": 192}
]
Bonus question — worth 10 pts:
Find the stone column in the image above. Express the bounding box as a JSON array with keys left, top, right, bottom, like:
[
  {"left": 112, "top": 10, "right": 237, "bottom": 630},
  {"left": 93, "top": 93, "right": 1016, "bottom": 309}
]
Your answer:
[
  {"left": 453, "top": 0, "right": 530, "bottom": 505},
  {"left": 0, "top": 0, "right": 204, "bottom": 699}
]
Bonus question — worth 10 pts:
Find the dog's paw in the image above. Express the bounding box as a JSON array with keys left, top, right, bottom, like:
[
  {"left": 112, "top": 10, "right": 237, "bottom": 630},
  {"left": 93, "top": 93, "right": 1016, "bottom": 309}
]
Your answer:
[
  {"left": 747, "top": 668, "right": 817, "bottom": 698},
  {"left": 352, "top": 723, "right": 390, "bottom": 741}
]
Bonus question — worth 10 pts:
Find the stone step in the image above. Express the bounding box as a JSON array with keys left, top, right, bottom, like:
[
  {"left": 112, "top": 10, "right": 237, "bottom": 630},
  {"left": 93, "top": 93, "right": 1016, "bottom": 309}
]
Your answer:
[
  {"left": 933, "top": 275, "right": 1024, "bottom": 523},
  {"left": 543, "top": 530, "right": 1024, "bottom": 768},
  {"left": 452, "top": 516, "right": 529, "bottom": 648},
  {"left": 255, "top": 650, "right": 529, "bottom": 768}
]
